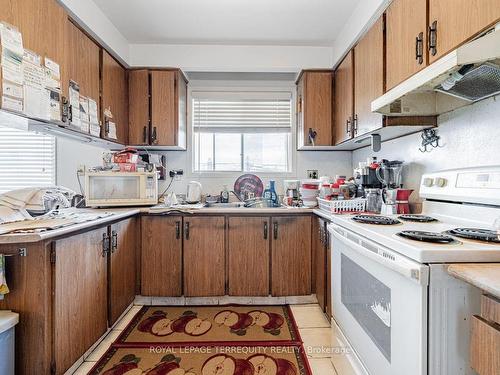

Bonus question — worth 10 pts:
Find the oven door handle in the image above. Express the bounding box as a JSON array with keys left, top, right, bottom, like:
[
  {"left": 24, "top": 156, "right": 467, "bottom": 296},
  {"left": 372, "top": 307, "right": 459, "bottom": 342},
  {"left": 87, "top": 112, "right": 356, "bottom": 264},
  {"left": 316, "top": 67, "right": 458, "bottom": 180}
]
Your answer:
[{"left": 331, "top": 229, "right": 429, "bottom": 286}]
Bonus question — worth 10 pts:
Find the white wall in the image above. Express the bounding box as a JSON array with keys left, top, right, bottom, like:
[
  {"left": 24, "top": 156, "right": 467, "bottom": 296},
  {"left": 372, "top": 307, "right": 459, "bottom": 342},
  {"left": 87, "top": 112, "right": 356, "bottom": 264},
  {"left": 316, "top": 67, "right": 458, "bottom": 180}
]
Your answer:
[
  {"left": 352, "top": 96, "right": 500, "bottom": 203},
  {"left": 56, "top": 138, "right": 104, "bottom": 193},
  {"left": 129, "top": 44, "right": 333, "bottom": 72}
]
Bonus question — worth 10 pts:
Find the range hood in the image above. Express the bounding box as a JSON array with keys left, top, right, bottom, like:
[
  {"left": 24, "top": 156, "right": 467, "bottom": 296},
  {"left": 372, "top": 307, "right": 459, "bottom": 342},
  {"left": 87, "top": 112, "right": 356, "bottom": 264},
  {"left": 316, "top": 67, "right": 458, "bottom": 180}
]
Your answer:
[{"left": 372, "top": 24, "right": 500, "bottom": 116}]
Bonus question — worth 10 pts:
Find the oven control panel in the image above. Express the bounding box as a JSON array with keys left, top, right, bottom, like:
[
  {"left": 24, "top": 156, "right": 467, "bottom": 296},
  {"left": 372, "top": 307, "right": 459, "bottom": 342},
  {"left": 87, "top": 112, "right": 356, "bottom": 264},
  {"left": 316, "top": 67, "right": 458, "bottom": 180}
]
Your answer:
[{"left": 420, "top": 166, "right": 500, "bottom": 205}]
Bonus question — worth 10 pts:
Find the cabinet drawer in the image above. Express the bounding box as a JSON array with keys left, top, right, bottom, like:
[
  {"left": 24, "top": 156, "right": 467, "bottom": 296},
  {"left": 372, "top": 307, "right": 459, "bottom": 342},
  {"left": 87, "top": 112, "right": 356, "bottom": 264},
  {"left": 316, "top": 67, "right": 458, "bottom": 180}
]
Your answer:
[
  {"left": 481, "top": 294, "right": 500, "bottom": 325},
  {"left": 470, "top": 315, "right": 500, "bottom": 375}
]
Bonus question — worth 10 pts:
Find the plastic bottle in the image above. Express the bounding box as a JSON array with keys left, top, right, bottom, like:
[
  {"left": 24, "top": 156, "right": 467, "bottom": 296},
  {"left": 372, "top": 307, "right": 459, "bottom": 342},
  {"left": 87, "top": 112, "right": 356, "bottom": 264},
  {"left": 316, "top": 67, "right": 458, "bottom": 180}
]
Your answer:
[{"left": 263, "top": 180, "right": 279, "bottom": 207}]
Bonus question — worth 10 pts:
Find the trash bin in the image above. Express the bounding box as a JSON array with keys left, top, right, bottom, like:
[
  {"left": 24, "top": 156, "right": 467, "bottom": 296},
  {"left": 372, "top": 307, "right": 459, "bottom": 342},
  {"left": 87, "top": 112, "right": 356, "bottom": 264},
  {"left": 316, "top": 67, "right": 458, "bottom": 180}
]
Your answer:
[{"left": 0, "top": 310, "right": 19, "bottom": 375}]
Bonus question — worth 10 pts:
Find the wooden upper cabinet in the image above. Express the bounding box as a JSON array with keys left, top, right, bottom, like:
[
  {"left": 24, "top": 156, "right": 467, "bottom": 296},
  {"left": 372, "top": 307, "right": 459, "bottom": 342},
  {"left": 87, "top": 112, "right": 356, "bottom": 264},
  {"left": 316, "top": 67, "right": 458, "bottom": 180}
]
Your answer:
[
  {"left": 102, "top": 50, "right": 129, "bottom": 143},
  {"left": 109, "top": 218, "right": 137, "bottom": 326},
  {"left": 271, "top": 216, "right": 312, "bottom": 296},
  {"left": 296, "top": 71, "right": 334, "bottom": 148},
  {"left": 354, "top": 16, "right": 385, "bottom": 137},
  {"left": 65, "top": 21, "right": 100, "bottom": 114},
  {"left": 183, "top": 216, "right": 225, "bottom": 297},
  {"left": 334, "top": 51, "right": 354, "bottom": 145},
  {"left": 386, "top": 0, "right": 428, "bottom": 90},
  {"left": 141, "top": 215, "right": 183, "bottom": 297},
  {"left": 228, "top": 217, "right": 270, "bottom": 296},
  {"left": 428, "top": 0, "right": 500, "bottom": 63},
  {"left": 128, "top": 69, "right": 150, "bottom": 145},
  {"left": 129, "top": 69, "right": 188, "bottom": 148},
  {"left": 53, "top": 228, "right": 108, "bottom": 374}
]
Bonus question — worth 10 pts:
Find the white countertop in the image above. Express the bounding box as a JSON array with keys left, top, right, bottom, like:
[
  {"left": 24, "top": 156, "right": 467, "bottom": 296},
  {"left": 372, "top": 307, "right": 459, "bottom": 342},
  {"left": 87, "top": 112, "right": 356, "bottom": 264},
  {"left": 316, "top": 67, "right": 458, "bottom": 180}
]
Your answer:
[
  {"left": 0, "top": 310, "right": 19, "bottom": 333},
  {"left": 0, "top": 206, "right": 328, "bottom": 244},
  {"left": 448, "top": 264, "right": 500, "bottom": 299}
]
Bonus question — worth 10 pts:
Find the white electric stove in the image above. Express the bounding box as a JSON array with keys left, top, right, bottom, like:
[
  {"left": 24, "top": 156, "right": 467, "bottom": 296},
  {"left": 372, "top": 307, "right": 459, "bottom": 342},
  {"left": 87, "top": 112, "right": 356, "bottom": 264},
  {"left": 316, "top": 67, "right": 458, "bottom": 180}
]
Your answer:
[{"left": 328, "top": 166, "right": 500, "bottom": 375}]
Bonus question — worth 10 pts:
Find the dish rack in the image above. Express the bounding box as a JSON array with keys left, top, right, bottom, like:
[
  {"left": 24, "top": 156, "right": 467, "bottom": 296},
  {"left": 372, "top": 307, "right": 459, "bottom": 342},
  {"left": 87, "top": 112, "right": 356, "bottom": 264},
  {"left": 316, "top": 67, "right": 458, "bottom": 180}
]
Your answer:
[{"left": 317, "top": 197, "right": 367, "bottom": 214}]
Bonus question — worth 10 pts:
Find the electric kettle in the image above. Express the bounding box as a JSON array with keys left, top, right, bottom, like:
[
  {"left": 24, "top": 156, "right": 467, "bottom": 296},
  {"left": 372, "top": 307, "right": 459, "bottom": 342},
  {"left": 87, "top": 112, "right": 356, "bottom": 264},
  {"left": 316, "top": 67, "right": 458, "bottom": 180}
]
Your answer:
[{"left": 186, "top": 181, "right": 202, "bottom": 203}]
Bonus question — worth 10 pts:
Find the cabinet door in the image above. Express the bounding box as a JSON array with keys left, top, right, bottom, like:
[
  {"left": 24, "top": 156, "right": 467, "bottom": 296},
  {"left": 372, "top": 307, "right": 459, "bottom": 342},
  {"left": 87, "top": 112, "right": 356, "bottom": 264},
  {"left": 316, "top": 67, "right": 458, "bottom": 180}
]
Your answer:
[
  {"left": 176, "top": 71, "right": 188, "bottom": 149},
  {"left": 184, "top": 216, "right": 225, "bottom": 297},
  {"left": 151, "top": 70, "right": 177, "bottom": 146},
  {"left": 429, "top": 0, "right": 500, "bottom": 63},
  {"left": 271, "top": 216, "right": 312, "bottom": 296},
  {"left": 128, "top": 69, "right": 150, "bottom": 145},
  {"left": 102, "top": 50, "right": 129, "bottom": 143},
  {"left": 301, "top": 71, "right": 334, "bottom": 147},
  {"left": 65, "top": 21, "right": 101, "bottom": 115},
  {"left": 296, "top": 76, "right": 305, "bottom": 148},
  {"left": 326, "top": 227, "right": 332, "bottom": 319},
  {"left": 228, "top": 217, "right": 270, "bottom": 296},
  {"left": 386, "top": 0, "right": 427, "bottom": 90},
  {"left": 313, "top": 217, "right": 326, "bottom": 311},
  {"left": 141, "top": 216, "right": 183, "bottom": 296},
  {"left": 54, "top": 227, "right": 108, "bottom": 374},
  {"left": 354, "top": 17, "right": 384, "bottom": 137},
  {"left": 334, "top": 51, "right": 354, "bottom": 145},
  {"left": 109, "top": 218, "right": 137, "bottom": 325}
]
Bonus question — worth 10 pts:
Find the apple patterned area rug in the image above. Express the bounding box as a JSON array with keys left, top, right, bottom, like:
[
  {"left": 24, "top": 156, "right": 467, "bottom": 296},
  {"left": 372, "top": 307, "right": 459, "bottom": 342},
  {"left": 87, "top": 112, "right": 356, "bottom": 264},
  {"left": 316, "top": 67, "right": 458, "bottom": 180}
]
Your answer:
[
  {"left": 115, "top": 305, "right": 302, "bottom": 346},
  {"left": 89, "top": 345, "right": 312, "bottom": 375}
]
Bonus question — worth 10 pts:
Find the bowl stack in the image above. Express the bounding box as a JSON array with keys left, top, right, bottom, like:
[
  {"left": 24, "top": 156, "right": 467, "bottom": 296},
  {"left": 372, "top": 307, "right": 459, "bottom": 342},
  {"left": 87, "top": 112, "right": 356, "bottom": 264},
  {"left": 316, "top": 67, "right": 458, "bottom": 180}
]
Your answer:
[{"left": 300, "top": 179, "right": 320, "bottom": 208}]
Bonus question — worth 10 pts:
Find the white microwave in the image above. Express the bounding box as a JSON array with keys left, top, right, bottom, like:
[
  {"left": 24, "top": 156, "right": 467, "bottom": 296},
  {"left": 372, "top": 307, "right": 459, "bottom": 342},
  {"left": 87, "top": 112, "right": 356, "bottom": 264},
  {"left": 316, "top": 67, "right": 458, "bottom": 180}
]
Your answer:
[{"left": 84, "top": 171, "right": 158, "bottom": 207}]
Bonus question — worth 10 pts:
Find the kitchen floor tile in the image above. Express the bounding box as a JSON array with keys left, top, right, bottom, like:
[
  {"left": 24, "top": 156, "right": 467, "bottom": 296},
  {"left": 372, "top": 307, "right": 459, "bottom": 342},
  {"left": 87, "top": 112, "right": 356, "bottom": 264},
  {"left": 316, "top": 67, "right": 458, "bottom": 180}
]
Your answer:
[
  {"left": 291, "top": 304, "right": 330, "bottom": 329},
  {"left": 152, "top": 296, "right": 186, "bottom": 305},
  {"left": 86, "top": 329, "right": 122, "bottom": 362},
  {"left": 71, "top": 361, "right": 97, "bottom": 375},
  {"left": 309, "top": 358, "right": 337, "bottom": 375},
  {"left": 134, "top": 296, "right": 152, "bottom": 305},
  {"left": 300, "top": 327, "right": 332, "bottom": 358},
  {"left": 286, "top": 295, "right": 318, "bottom": 304},
  {"left": 113, "top": 305, "right": 142, "bottom": 330}
]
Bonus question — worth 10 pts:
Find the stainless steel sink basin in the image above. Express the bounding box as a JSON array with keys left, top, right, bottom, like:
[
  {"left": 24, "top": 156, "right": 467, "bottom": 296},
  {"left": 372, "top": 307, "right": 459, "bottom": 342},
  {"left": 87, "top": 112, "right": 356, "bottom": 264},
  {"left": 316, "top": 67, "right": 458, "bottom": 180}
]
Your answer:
[{"left": 204, "top": 202, "right": 246, "bottom": 209}]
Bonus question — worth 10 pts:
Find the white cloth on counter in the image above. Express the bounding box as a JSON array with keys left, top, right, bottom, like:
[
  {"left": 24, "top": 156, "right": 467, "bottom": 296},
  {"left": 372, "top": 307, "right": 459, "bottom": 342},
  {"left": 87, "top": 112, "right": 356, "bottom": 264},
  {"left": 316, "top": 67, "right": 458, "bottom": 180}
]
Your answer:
[{"left": 0, "top": 186, "right": 76, "bottom": 224}]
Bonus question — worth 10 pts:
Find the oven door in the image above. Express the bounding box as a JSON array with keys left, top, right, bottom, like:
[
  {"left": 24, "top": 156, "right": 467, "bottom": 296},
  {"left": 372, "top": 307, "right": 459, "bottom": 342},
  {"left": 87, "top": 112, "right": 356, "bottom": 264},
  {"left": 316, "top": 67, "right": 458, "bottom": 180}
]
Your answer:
[{"left": 329, "top": 223, "right": 429, "bottom": 375}]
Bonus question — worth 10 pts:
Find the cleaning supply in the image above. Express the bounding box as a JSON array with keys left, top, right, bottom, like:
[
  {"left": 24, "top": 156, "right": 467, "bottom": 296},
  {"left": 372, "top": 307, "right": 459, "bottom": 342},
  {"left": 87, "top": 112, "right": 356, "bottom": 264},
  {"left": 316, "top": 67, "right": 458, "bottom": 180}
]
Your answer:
[
  {"left": 0, "top": 255, "right": 9, "bottom": 300},
  {"left": 263, "top": 180, "right": 279, "bottom": 207},
  {"left": 220, "top": 185, "right": 230, "bottom": 203}
]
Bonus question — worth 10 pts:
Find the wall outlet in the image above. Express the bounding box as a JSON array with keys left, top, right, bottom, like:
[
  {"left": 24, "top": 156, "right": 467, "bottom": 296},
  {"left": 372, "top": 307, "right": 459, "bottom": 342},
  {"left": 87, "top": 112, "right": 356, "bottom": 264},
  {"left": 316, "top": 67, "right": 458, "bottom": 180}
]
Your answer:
[
  {"left": 307, "top": 169, "right": 319, "bottom": 179},
  {"left": 169, "top": 169, "right": 184, "bottom": 181}
]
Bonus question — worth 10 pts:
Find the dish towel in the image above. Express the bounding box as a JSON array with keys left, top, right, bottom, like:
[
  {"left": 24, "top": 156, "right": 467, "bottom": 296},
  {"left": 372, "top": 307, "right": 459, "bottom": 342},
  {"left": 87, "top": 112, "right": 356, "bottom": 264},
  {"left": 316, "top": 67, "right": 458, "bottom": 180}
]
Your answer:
[{"left": 0, "top": 255, "right": 9, "bottom": 300}]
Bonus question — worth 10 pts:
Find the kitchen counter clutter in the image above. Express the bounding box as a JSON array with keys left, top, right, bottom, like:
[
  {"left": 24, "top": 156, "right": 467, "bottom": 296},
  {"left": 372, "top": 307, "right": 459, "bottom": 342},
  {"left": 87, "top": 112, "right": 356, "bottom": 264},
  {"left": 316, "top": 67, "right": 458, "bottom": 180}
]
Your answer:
[{"left": 448, "top": 263, "right": 500, "bottom": 300}]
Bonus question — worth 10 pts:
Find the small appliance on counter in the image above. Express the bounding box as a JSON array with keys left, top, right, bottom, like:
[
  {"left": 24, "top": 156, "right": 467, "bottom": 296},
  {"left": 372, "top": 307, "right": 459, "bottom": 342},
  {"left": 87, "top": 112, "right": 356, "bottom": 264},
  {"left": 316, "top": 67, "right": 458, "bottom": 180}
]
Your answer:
[
  {"left": 396, "top": 189, "right": 413, "bottom": 214},
  {"left": 84, "top": 171, "right": 158, "bottom": 207},
  {"left": 186, "top": 181, "right": 203, "bottom": 204},
  {"left": 283, "top": 180, "right": 300, "bottom": 206},
  {"left": 380, "top": 189, "right": 398, "bottom": 215}
]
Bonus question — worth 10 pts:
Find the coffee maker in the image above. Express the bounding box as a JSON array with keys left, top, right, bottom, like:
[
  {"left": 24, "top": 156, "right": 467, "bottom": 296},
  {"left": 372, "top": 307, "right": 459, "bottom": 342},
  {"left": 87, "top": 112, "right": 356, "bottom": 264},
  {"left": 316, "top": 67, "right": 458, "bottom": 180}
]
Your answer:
[{"left": 354, "top": 157, "right": 383, "bottom": 197}]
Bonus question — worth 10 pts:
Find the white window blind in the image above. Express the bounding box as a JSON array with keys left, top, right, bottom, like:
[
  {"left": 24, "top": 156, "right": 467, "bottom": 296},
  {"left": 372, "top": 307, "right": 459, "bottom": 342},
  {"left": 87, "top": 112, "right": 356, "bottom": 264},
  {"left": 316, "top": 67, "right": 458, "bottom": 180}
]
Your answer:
[
  {"left": 193, "top": 91, "right": 292, "bottom": 133},
  {"left": 0, "top": 127, "right": 56, "bottom": 193},
  {"left": 192, "top": 90, "right": 293, "bottom": 173}
]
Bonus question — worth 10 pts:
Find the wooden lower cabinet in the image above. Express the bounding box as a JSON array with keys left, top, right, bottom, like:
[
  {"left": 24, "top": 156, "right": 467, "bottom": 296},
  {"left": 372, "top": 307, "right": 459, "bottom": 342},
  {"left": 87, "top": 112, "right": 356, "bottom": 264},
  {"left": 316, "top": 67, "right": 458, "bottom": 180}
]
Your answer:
[
  {"left": 228, "top": 216, "right": 270, "bottom": 296},
  {"left": 183, "top": 216, "right": 225, "bottom": 296},
  {"left": 109, "top": 218, "right": 137, "bottom": 325},
  {"left": 313, "top": 217, "right": 327, "bottom": 311},
  {"left": 53, "top": 227, "right": 108, "bottom": 374},
  {"left": 141, "top": 215, "right": 183, "bottom": 296},
  {"left": 326, "top": 227, "right": 332, "bottom": 318},
  {"left": 271, "top": 216, "right": 312, "bottom": 296}
]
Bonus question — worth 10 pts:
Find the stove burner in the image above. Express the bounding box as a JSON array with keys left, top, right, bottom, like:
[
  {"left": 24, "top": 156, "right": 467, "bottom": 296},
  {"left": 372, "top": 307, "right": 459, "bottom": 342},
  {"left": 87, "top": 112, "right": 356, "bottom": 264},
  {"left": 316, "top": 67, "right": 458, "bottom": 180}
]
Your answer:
[
  {"left": 398, "top": 215, "right": 438, "bottom": 223},
  {"left": 446, "top": 228, "right": 500, "bottom": 243},
  {"left": 397, "top": 230, "right": 456, "bottom": 243},
  {"left": 352, "top": 215, "right": 401, "bottom": 225}
]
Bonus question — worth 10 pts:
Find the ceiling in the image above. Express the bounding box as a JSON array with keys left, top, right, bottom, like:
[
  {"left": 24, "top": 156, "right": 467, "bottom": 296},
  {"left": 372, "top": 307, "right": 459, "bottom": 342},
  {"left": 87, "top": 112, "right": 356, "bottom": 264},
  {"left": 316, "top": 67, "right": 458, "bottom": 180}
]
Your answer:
[{"left": 92, "top": 0, "right": 361, "bottom": 46}]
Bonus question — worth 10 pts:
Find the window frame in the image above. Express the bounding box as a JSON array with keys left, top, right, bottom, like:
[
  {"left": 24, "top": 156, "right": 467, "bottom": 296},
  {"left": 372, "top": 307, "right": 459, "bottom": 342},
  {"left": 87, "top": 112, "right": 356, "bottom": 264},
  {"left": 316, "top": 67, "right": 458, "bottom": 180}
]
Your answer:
[{"left": 188, "top": 81, "right": 297, "bottom": 178}]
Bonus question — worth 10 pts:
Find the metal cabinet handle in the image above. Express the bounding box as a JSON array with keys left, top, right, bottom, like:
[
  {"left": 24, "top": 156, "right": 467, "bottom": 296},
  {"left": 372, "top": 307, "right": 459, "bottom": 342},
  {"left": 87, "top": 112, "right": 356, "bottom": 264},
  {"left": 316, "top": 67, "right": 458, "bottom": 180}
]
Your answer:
[
  {"left": 111, "top": 231, "right": 118, "bottom": 253},
  {"left": 353, "top": 114, "right": 358, "bottom": 136},
  {"left": 175, "top": 221, "right": 181, "bottom": 240},
  {"left": 152, "top": 126, "right": 158, "bottom": 144},
  {"left": 428, "top": 21, "right": 437, "bottom": 56},
  {"left": 263, "top": 222, "right": 268, "bottom": 240},
  {"left": 416, "top": 32, "right": 424, "bottom": 65},
  {"left": 143, "top": 126, "right": 148, "bottom": 143},
  {"left": 102, "top": 233, "right": 110, "bottom": 257},
  {"left": 346, "top": 117, "right": 352, "bottom": 136},
  {"left": 273, "top": 222, "right": 278, "bottom": 240},
  {"left": 185, "top": 222, "right": 190, "bottom": 240}
]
